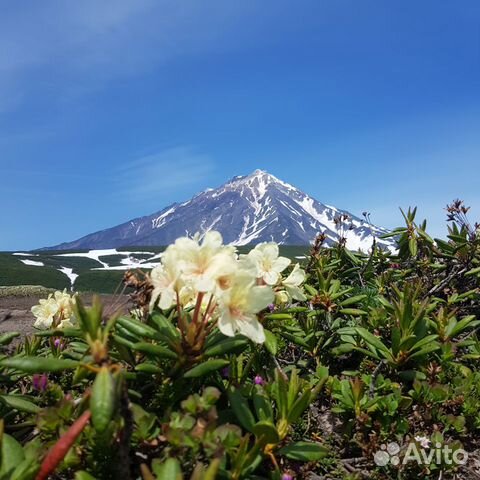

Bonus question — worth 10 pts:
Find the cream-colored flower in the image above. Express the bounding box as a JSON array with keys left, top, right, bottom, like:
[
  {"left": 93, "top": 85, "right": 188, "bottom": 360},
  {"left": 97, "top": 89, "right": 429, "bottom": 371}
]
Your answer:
[
  {"left": 274, "top": 290, "right": 290, "bottom": 304},
  {"left": 57, "top": 316, "right": 76, "bottom": 329},
  {"left": 282, "top": 264, "right": 307, "bottom": 301},
  {"left": 54, "top": 289, "right": 75, "bottom": 319},
  {"left": 32, "top": 290, "right": 76, "bottom": 329},
  {"left": 149, "top": 251, "right": 182, "bottom": 310},
  {"left": 172, "top": 231, "right": 237, "bottom": 293},
  {"left": 32, "top": 297, "right": 59, "bottom": 330},
  {"left": 217, "top": 272, "right": 274, "bottom": 343},
  {"left": 246, "top": 242, "right": 291, "bottom": 285}
]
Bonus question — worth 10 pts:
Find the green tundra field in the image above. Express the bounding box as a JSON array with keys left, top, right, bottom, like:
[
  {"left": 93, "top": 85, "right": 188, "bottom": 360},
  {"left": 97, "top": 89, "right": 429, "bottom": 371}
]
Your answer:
[{"left": 0, "top": 246, "right": 308, "bottom": 294}]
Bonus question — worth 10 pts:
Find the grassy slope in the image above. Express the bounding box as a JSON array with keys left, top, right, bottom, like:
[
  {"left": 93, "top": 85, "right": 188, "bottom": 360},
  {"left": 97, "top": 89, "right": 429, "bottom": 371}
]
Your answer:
[{"left": 0, "top": 254, "right": 70, "bottom": 290}]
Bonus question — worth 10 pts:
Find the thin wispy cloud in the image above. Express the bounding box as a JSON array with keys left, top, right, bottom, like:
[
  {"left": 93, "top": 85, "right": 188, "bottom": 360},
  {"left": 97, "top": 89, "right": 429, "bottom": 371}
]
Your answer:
[
  {"left": 0, "top": 1, "right": 260, "bottom": 112},
  {"left": 114, "top": 146, "right": 214, "bottom": 202}
]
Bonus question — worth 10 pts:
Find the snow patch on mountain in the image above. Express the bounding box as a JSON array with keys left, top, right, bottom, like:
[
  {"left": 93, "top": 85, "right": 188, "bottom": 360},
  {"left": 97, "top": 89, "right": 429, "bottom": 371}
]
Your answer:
[
  {"left": 21, "top": 259, "right": 44, "bottom": 266},
  {"left": 58, "top": 267, "right": 79, "bottom": 289}
]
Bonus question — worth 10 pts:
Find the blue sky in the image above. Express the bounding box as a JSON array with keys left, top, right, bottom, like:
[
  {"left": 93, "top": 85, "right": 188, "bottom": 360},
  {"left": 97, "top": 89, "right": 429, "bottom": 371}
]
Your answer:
[{"left": 1, "top": 0, "right": 479, "bottom": 250}]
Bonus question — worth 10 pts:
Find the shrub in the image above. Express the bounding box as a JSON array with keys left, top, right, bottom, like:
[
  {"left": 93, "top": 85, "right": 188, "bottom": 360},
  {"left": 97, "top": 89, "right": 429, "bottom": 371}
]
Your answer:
[{"left": 0, "top": 202, "right": 479, "bottom": 479}]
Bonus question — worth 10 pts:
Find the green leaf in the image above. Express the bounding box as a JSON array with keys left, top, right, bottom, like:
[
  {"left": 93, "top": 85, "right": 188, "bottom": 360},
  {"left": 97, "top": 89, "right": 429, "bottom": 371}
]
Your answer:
[
  {"left": 252, "top": 421, "right": 280, "bottom": 444},
  {"left": 466, "top": 266, "right": 480, "bottom": 276},
  {"left": 228, "top": 388, "right": 256, "bottom": 432},
  {"left": 380, "top": 228, "right": 407, "bottom": 239},
  {"left": 0, "top": 395, "right": 40, "bottom": 414},
  {"left": 201, "top": 459, "right": 220, "bottom": 480},
  {"left": 90, "top": 366, "right": 116, "bottom": 433},
  {"left": 417, "top": 228, "right": 434, "bottom": 244},
  {"left": 112, "top": 334, "right": 135, "bottom": 349},
  {"left": 0, "top": 332, "right": 20, "bottom": 346},
  {"left": 447, "top": 234, "right": 467, "bottom": 244},
  {"left": 274, "top": 369, "right": 289, "bottom": 419},
  {"left": 131, "top": 342, "right": 177, "bottom": 360},
  {"left": 409, "top": 237, "right": 418, "bottom": 257},
  {"left": 278, "top": 441, "right": 328, "bottom": 461},
  {"left": 184, "top": 359, "right": 229, "bottom": 378},
  {"left": 263, "top": 329, "right": 278, "bottom": 356},
  {"left": 434, "top": 238, "right": 454, "bottom": 253},
  {"left": 339, "top": 308, "right": 367, "bottom": 316},
  {"left": 253, "top": 391, "right": 273, "bottom": 422},
  {"left": 398, "top": 370, "right": 426, "bottom": 382},
  {"left": 280, "top": 332, "right": 310, "bottom": 348},
  {"left": 74, "top": 297, "right": 102, "bottom": 339},
  {"left": 35, "top": 328, "right": 83, "bottom": 338},
  {"left": 117, "top": 316, "right": 160, "bottom": 340},
  {"left": 304, "top": 284, "right": 318, "bottom": 296},
  {"left": 448, "top": 316, "right": 480, "bottom": 338},
  {"left": 285, "top": 306, "right": 309, "bottom": 313},
  {"left": 75, "top": 472, "right": 97, "bottom": 480},
  {"left": 0, "top": 434, "right": 25, "bottom": 476},
  {"left": 351, "top": 346, "right": 382, "bottom": 360},
  {"left": 10, "top": 459, "right": 39, "bottom": 480},
  {"left": 331, "top": 344, "right": 355, "bottom": 355},
  {"left": 264, "top": 313, "right": 292, "bottom": 321},
  {"left": 204, "top": 336, "right": 249, "bottom": 357},
  {"left": 339, "top": 295, "right": 367, "bottom": 307},
  {"left": 354, "top": 328, "right": 393, "bottom": 362},
  {"left": 0, "top": 356, "right": 78, "bottom": 373},
  {"left": 408, "top": 343, "right": 441, "bottom": 360},
  {"left": 135, "top": 363, "right": 163, "bottom": 374},
  {"left": 150, "top": 313, "right": 180, "bottom": 346},
  {"left": 152, "top": 458, "right": 183, "bottom": 480},
  {"left": 287, "top": 389, "right": 312, "bottom": 424},
  {"left": 409, "top": 335, "right": 439, "bottom": 353}
]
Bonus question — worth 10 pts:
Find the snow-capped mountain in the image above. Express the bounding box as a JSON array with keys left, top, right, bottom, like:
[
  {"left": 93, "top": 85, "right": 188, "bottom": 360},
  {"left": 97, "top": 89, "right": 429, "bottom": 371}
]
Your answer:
[{"left": 46, "top": 170, "right": 394, "bottom": 251}]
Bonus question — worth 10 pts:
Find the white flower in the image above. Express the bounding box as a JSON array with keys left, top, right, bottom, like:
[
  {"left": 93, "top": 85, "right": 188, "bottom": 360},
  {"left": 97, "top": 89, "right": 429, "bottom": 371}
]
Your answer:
[
  {"left": 217, "top": 272, "right": 274, "bottom": 343},
  {"left": 57, "top": 316, "right": 76, "bottom": 329},
  {"left": 282, "top": 264, "right": 307, "bottom": 301},
  {"left": 246, "top": 242, "right": 291, "bottom": 285},
  {"left": 149, "top": 250, "right": 182, "bottom": 310},
  {"left": 31, "top": 290, "right": 77, "bottom": 329},
  {"left": 171, "top": 231, "right": 237, "bottom": 293},
  {"left": 54, "top": 289, "right": 75, "bottom": 319},
  {"left": 414, "top": 435, "right": 431, "bottom": 449},
  {"left": 274, "top": 290, "right": 290, "bottom": 304},
  {"left": 32, "top": 297, "right": 59, "bottom": 329}
]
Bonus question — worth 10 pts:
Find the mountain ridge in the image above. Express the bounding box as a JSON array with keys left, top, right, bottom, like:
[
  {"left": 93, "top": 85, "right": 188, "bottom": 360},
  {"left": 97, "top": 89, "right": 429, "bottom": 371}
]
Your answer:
[{"left": 45, "top": 170, "right": 394, "bottom": 251}]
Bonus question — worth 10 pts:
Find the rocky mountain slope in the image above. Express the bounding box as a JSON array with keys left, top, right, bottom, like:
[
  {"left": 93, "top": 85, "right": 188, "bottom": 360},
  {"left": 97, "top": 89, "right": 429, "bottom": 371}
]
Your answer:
[{"left": 46, "top": 170, "right": 394, "bottom": 251}]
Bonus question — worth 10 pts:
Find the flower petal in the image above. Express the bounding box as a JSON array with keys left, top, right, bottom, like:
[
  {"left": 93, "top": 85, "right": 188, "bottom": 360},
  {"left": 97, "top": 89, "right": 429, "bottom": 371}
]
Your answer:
[
  {"left": 273, "top": 256, "right": 291, "bottom": 274},
  {"left": 237, "top": 316, "right": 265, "bottom": 343},
  {"left": 218, "top": 312, "right": 236, "bottom": 337},
  {"left": 247, "top": 285, "right": 275, "bottom": 313}
]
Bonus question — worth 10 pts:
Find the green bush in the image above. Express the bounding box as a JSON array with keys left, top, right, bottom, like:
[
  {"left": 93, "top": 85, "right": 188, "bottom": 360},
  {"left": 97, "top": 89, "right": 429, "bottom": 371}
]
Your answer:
[{"left": 0, "top": 202, "right": 479, "bottom": 479}]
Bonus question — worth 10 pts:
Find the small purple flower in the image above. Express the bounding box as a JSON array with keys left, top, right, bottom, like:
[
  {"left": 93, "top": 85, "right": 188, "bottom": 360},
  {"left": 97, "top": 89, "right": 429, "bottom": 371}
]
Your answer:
[
  {"left": 254, "top": 375, "right": 265, "bottom": 386},
  {"left": 54, "top": 338, "right": 61, "bottom": 348},
  {"left": 282, "top": 474, "right": 293, "bottom": 480},
  {"left": 32, "top": 374, "right": 48, "bottom": 392},
  {"left": 268, "top": 303, "right": 275, "bottom": 313},
  {"left": 221, "top": 367, "right": 230, "bottom": 378}
]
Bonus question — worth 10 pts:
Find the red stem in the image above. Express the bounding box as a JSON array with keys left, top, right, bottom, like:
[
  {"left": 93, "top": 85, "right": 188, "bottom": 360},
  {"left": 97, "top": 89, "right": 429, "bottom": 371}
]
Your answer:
[
  {"left": 193, "top": 292, "right": 205, "bottom": 324},
  {"left": 36, "top": 410, "right": 91, "bottom": 480}
]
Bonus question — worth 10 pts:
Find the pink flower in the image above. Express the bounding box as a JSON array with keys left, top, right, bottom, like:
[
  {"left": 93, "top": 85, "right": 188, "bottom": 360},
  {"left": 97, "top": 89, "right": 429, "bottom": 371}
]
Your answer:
[{"left": 32, "top": 374, "right": 48, "bottom": 391}]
